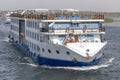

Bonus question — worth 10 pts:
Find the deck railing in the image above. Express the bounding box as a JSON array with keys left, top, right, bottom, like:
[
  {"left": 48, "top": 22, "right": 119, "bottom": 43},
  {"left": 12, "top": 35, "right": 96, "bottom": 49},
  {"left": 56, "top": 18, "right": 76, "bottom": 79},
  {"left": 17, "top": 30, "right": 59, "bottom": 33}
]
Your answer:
[
  {"left": 39, "top": 27, "right": 105, "bottom": 35},
  {"left": 48, "top": 27, "right": 105, "bottom": 33},
  {"left": 10, "top": 13, "right": 104, "bottom": 20}
]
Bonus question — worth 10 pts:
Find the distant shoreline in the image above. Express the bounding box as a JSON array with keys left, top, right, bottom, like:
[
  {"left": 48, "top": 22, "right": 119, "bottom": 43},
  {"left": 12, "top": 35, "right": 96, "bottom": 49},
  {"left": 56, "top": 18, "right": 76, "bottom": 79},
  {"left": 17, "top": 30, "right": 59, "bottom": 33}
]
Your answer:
[
  {"left": 104, "top": 18, "right": 113, "bottom": 23},
  {"left": 103, "top": 22, "right": 120, "bottom": 27}
]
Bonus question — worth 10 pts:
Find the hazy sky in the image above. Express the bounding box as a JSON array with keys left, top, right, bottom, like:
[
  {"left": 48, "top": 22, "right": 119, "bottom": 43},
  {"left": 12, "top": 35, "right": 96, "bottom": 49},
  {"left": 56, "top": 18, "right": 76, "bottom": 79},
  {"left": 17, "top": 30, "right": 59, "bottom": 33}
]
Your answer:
[{"left": 0, "top": 0, "right": 120, "bottom": 12}]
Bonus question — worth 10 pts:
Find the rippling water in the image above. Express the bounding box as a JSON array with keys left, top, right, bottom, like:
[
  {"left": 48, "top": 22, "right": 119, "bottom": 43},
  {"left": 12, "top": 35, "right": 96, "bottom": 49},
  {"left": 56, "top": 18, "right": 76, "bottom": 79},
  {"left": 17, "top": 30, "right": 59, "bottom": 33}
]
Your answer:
[{"left": 0, "top": 23, "right": 120, "bottom": 80}]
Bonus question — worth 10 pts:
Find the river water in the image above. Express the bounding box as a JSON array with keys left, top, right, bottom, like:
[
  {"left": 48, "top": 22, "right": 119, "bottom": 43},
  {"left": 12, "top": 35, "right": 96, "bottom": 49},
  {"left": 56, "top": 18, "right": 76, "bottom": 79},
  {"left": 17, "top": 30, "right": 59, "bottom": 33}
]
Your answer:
[{"left": 0, "top": 23, "right": 120, "bottom": 80}]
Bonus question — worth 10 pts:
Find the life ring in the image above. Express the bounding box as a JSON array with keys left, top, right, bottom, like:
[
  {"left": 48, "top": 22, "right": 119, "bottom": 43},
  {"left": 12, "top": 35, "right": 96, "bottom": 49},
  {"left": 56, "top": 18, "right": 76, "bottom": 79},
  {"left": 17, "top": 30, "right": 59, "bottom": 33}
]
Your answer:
[{"left": 86, "top": 53, "right": 91, "bottom": 59}]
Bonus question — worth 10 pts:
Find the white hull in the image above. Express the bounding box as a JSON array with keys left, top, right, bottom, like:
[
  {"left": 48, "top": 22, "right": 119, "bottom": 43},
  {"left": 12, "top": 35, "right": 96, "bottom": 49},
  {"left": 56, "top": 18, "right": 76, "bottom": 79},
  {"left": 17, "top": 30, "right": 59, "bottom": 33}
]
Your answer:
[
  {"left": 9, "top": 9, "right": 107, "bottom": 67},
  {"left": 9, "top": 38, "right": 107, "bottom": 66}
]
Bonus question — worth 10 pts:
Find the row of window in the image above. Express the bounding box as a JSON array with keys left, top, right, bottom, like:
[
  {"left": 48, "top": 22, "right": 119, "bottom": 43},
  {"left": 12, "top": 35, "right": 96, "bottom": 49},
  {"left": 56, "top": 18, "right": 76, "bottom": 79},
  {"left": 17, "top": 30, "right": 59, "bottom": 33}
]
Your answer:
[
  {"left": 26, "top": 30, "right": 39, "bottom": 41},
  {"left": 11, "top": 19, "right": 19, "bottom": 24},
  {"left": 39, "top": 35, "right": 49, "bottom": 42},
  {"left": 51, "top": 22, "right": 101, "bottom": 29},
  {"left": 26, "top": 40, "right": 40, "bottom": 52},
  {"left": 42, "top": 48, "right": 70, "bottom": 55},
  {"left": 11, "top": 25, "right": 19, "bottom": 32},
  {"left": 26, "top": 21, "right": 39, "bottom": 29},
  {"left": 26, "top": 40, "right": 71, "bottom": 55}
]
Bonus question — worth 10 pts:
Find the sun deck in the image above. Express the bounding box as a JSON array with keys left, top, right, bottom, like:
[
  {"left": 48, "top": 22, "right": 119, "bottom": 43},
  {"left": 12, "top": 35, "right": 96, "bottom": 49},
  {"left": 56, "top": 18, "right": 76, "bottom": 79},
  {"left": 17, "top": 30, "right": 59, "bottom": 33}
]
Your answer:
[{"left": 10, "top": 9, "right": 104, "bottom": 20}]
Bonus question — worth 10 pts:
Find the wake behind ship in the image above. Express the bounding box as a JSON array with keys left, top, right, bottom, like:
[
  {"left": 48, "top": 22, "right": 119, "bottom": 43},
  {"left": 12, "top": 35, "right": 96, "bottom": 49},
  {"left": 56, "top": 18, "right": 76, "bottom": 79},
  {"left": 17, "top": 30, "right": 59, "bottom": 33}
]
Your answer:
[{"left": 8, "top": 9, "right": 107, "bottom": 67}]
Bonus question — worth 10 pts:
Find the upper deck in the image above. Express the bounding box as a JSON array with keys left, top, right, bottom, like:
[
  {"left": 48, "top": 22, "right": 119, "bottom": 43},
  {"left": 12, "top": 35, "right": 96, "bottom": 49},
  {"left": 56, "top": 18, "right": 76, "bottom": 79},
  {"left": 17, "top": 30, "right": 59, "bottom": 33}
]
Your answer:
[{"left": 10, "top": 9, "right": 104, "bottom": 21}]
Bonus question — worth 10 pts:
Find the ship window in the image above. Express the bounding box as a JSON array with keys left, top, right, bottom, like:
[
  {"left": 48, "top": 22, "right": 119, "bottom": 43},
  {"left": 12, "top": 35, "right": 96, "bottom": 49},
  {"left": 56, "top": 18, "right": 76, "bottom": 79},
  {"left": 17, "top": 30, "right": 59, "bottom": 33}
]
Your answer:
[
  {"left": 33, "top": 33, "right": 35, "bottom": 39},
  {"left": 42, "top": 48, "right": 44, "bottom": 52},
  {"left": 33, "top": 22, "right": 34, "bottom": 28},
  {"left": 28, "top": 31, "right": 29, "bottom": 36},
  {"left": 33, "top": 32, "right": 34, "bottom": 39},
  {"left": 37, "top": 46, "right": 40, "bottom": 51},
  {"left": 48, "top": 49, "right": 51, "bottom": 53},
  {"left": 58, "top": 35, "right": 65, "bottom": 41},
  {"left": 56, "top": 50, "right": 60, "bottom": 54},
  {"left": 31, "top": 22, "right": 32, "bottom": 27},
  {"left": 79, "top": 22, "right": 99, "bottom": 29},
  {"left": 28, "top": 21, "right": 30, "bottom": 27},
  {"left": 38, "top": 54, "right": 40, "bottom": 58},
  {"left": 86, "top": 35, "right": 94, "bottom": 40},
  {"left": 35, "top": 22, "right": 37, "bottom": 29},
  {"left": 66, "top": 51, "right": 70, "bottom": 55},
  {"left": 32, "top": 32, "right": 35, "bottom": 39},
  {"left": 29, "top": 31, "right": 31, "bottom": 37},
  {"left": 29, "top": 22, "right": 31, "bottom": 27},
  {"left": 34, "top": 44, "right": 36, "bottom": 50},
  {"left": 35, "top": 33, "right": 36, "bottom": 39},
  {"left": 35, "top": 33, "right": 36, "bottom": 40},
  {"left": 27, "top": 21, "right": 29, "bottom": 27},
  {"left": 37, "top": 34, "right": 39, "bottom": 41},
  {"left": 32, "top": 43, "right": 34, "bottom": 49}
]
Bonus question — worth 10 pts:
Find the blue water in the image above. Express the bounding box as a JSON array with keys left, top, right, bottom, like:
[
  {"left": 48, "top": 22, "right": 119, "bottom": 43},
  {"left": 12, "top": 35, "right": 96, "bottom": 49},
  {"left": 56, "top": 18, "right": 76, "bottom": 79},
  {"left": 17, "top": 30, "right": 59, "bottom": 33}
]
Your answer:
[{"left": 0, "top": 23, "right": 120, "bottom": 80}]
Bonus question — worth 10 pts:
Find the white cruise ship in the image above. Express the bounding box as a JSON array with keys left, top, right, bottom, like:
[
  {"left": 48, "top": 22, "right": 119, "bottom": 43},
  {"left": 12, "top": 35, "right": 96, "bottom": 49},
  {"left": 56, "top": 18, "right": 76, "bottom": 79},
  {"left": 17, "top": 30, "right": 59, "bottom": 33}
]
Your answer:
[{"left": 8, "top": 9, "right": 107, "bottom": 67}]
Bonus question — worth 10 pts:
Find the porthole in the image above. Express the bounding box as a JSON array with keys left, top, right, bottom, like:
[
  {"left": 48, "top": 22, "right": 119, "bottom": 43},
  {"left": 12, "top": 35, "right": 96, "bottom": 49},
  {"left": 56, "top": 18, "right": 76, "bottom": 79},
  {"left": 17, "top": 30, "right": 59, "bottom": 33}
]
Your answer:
[
  {"left": 38, "top": 54, "right": 40, "bottom": 57},
  {"left": 37, "top": 46, "right": 40, "bottom": 51},
  {"left": 48, "top": 49, "right": 51, "bottom": 53},
  {"left": 56, "top": 50, "right": 60, "bottom": 54},
  {"left": 42, "top": 48, "right": 44, "bottom": 52},
  {"left": 33, "top": 53, "right": 36, "bottom": 56},
  {"left": 66, "top": 51, "right": 70, "bottom": 55}
]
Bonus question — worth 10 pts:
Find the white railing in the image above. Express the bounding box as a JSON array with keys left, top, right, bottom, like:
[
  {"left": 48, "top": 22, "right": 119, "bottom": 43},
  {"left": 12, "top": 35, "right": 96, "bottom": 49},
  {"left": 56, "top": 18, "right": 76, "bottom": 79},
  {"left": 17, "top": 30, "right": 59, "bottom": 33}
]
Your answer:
[{"left": 48, "top": 29, "right": 102, "bottom": 35}]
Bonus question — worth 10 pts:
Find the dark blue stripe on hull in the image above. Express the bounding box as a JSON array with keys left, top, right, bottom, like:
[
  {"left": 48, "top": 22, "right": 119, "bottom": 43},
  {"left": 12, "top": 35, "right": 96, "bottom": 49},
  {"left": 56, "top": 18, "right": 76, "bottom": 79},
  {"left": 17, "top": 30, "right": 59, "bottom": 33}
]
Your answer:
[
  {"left": 10, "top": 40, "right": 102, "bottom": 67},
  {"left": 37, "top": 57, "right": 101, "bottom": 67}
]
